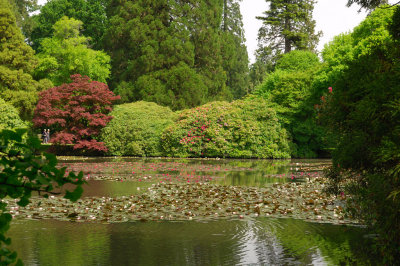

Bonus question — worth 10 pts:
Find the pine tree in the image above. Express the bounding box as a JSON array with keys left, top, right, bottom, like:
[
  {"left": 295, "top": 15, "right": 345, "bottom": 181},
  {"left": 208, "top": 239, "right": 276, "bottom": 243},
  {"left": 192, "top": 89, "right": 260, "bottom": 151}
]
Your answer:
[
  {"left": 256, "top": 0, "right": 321, "bottom": 60},
  {"left": 221, "top": 0, "right": 250, "bottom": 99},
  {"left": 0, "top": 0, "right": 50, "bottom": 120},
  {"left": 250, "top": 0, "right": 321, "bottom": 89},
  {"left": 347, "top": 0, "right": 390, "bottom": 10}
]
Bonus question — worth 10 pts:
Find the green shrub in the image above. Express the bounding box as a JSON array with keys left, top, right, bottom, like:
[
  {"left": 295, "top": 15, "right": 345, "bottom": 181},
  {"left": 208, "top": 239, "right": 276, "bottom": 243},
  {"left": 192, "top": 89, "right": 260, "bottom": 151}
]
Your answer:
[
  {"left": 161, "top": 99, "right": 290, "bottom": 158},
  {"left": 253, "top": 50, "right": 326, "bottom": 158},
  {"left": 100, "top": 101, "right": 176, "bottom": 156},
  {"left": 0, "top": 98, "right": 26, "bottom": 130}
]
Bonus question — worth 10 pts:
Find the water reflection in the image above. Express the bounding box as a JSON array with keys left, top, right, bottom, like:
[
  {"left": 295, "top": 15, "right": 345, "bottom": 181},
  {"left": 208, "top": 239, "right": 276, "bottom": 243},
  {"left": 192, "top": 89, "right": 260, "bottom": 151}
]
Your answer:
[
  {"left": 58, "top": 158, "right": 331, "bottom": 197},
  {"left": 9, "top": 218, "right": 373, "bottom": 265},
  {"left": 9, "top": 158, "right": 369, "bottom": 265}
]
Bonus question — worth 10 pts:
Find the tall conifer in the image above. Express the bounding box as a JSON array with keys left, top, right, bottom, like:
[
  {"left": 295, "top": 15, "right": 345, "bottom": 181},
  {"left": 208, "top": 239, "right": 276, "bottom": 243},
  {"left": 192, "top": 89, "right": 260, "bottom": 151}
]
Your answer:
[
  {"left": 221, "top": 0, "right": 249, "bottom": 99},
  {"left": 105, "top": 0, "right": 207, "bottom": 110},
  {"left": 188, "top": 0, "right": 229, "bottom": 101},
  {"left": 256, "top": 0, "right": 321, "bottom": 60},
  {"left": 250, "top": 0, "right": 321, "bottom": 89},
  {"left": 0, "top": 0, "right": 50, "bottom": 119}
]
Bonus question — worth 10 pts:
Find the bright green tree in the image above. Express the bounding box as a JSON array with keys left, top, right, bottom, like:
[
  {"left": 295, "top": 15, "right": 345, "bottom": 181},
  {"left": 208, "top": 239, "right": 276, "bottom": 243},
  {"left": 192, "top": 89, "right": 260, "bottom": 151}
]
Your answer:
[
  {"left": 105, "top": 0, "right": 207, "bottom": 110},
  {"left": 254, "top": 50, "right": 325, "bottom": 157},
  {"left": 34, "top": 16, "right": 110, "bottom": 86},
  {"left": 0, "top": 0, "right": 51, "bottom": 120},
  {"left": 29, "top": 0, "right": 108, "bottom": 50},
  {"left": 221, "top": 0, "right": 250, "bottom": 99},
  {"left": 320, "top": 6, "right": 400, "bottom": 262}
]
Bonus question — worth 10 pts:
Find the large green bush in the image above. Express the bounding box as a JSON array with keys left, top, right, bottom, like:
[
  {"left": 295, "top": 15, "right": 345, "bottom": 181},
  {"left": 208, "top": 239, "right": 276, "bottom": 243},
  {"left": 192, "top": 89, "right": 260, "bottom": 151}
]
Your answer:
[
  {"left": 253, "top": 50, "right": 326, "bottom": 158},
  {"left": 161, "top": 99, "right": 290, "bottom": 158},
  {"left": 0, "top": 98, "right": 26, "bottom": 130},
  {"left": 101, "top": 101, "right": 176, "bottom": 156}
]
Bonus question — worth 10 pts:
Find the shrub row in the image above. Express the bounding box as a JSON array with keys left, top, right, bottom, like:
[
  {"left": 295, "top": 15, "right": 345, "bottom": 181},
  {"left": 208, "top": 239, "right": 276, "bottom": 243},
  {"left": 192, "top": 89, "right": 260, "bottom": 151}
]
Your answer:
[{"left": 100, "top": 100, "right": 291, "bottom": 158}]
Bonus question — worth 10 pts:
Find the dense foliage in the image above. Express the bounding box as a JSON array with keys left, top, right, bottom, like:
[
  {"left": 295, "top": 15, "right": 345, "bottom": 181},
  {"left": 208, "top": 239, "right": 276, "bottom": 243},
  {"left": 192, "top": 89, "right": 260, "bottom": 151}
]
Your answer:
[
  {"left": 221, "top": 0, "right": 250, "bottom": 99},
  {"left": 34, "top": 16, "right": 110, "bottom": 86},
  {"left": 105, "top": 0, "right": 208, "bottom": 110},
  {"left": 7, "top": 0, "right": 38, "bottom": 39},
  {"left": 250, "top": 0, "right": 321, "bottom": 90},
  {"left": 162, "top": 99, "right": 291, "bottom": 158},
  {"left": 0, "top": 129, "right": 84, "bottom": 264},
  {"left": 101, "top": 101, "right": 176, "bottom": 156},
  {"left": 105, "top": 0, "right": 249, "bottom": 110},
  {"left": 253, "top": 50, "right": 326, "bottom": 157},
  {"left": 0, "top": 0, "right": 51, "bottom": 120},
  {"left": 0, "top": 98, "right": 26, "bottom": 130},
  {"left": 29, "top": 0, "right": 108, "bottom": 50},
  {"left": 321, "top": 6, "right": 400, "bottom": 262},
  {"left": 33, "top": 74, "right": 119, "bottom": 152}
]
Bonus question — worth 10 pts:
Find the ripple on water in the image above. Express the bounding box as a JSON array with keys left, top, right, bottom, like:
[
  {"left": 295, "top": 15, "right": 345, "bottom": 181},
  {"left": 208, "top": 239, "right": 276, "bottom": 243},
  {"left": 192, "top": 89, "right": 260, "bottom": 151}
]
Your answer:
[{"left": 9, "top": 217, "right": 374, "bottom": 266}]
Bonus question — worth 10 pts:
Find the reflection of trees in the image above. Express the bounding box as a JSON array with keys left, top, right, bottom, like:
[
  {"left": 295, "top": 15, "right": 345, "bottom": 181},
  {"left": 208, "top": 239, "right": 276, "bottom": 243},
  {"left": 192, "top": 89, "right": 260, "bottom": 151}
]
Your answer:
[
  {"left": 9, "top": 220, "right": 110, "bottom": 265},
  {"left": 268, "top": 218, "right": 374, "bottom": 265},
  {"left": 107, "top": 221, "right": 244, "bottom": 265},
  {"left": 8, "top": 218, "right": 373, "bottom": 265},
  {"left": 213, "top": 171, "right": 287, "bottom": 187}
]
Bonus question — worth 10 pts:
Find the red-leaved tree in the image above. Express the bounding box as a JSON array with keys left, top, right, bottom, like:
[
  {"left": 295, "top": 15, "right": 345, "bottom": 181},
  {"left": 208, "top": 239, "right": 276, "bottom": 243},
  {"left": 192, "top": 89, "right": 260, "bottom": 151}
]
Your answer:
[{"left": 33, "top": 74, "right": 120, "bottom": 152}]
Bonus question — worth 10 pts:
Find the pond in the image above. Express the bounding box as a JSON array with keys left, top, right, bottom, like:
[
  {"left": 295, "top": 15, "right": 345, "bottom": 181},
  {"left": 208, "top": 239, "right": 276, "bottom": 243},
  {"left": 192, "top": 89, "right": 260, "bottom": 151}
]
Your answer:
[{"left": 7, "top": 158, "right": 376, "bottom": 265}]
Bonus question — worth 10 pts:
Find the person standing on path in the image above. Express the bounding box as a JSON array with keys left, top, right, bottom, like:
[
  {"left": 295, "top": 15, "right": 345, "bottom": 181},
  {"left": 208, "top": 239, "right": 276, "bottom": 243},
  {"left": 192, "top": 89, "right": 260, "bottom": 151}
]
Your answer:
[
  {"left": 42, "top": 129, "right": 47, "bottom": 144},
  {"left": 46, "top": 129, "right": 51, "bottom": 143}
]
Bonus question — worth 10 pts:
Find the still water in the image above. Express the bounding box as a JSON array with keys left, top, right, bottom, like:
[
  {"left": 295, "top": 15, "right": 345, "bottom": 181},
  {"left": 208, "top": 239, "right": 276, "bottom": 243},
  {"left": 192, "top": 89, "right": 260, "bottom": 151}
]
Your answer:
[
  {"left": 8, "top": 158, "right": 375, "bottom": 265},
  {"left": 10, "top": 218, "right": 372, "bottom": 265}
]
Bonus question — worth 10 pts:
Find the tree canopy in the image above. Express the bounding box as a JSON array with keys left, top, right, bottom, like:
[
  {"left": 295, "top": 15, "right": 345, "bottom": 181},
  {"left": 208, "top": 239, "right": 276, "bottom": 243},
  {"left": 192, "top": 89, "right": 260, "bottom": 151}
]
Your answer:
[
  {"left": 0, "top": 0, "right": 51, "bottom": 120},
  {"left": 250, "top": 0, "right": 321, "bottom": 91},
  {"left": 221, "top": 0, "right": 250, "bottom": 99},
  {"left": 256, "top": 0, "right": 321, "bottom": 58},
  {"left": 29, "top": 0, "right": 108, "bottom": 50},
  {"left": 33, "top": 74, "right": 119, "bottom": 152},
  {"left": 105, "top": 0, "right": 210, "bottom": 110},
  {"left": 320, "top": 6, "right": 400, "bottom": 262},
  {"left": 105, "top": 0, "right": 249, "bottom": 110},
  {"left": 347, "top": 0, "right": 390, "bottom": 10},
  {"left": 34, "top": 16, "right": 111, "bottom": 86},
  {"left": 253, "top": 50, "right": 324, "bottom": 157},
  {"left": 7, "top": 0, "right": 38, "bottom": 39}
]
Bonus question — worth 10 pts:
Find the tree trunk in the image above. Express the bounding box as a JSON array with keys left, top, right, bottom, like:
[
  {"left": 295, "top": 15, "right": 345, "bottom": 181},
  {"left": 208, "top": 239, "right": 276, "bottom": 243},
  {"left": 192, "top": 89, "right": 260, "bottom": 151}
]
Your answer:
[
  {"left": 284, "top": 5, "right": 291, "bottom": 53},
  {"left": 223, "top": 0, "right": 228, "bottom": 31}
]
